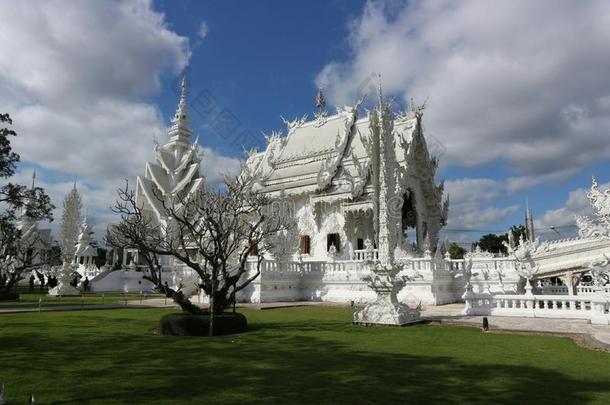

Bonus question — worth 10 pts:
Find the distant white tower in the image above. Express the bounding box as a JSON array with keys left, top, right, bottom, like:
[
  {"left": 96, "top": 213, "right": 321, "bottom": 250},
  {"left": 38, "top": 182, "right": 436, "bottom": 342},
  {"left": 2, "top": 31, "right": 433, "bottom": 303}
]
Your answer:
[
  {"left": 17, "top": 171, "right": 39, "bottom": 237},
  {"left": 525, "top": 199, "right": 535, "bottom": 242},
  {"left": 59, "top": 182, "right": 82, "bottom": 263}
]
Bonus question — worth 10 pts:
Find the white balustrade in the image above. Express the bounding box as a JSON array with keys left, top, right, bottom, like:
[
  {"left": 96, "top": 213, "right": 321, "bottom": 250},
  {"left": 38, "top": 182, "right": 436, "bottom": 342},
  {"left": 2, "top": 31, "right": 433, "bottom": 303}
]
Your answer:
[
  {"left": 353, "top": 249, "right": 379, "bottom": 261},
  {"left": 463, "top": 292, "right": 610, "bottom": 324},
  {"left": 578, "top": 285, "right": 610, "bottom": 295}
]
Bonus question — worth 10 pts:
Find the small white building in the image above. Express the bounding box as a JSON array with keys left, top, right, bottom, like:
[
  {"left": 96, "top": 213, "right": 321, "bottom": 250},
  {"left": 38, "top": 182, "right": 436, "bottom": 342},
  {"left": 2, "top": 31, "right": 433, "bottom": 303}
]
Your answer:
[{"left": 73, "top": 218, "right": 101, "bottom": 279}]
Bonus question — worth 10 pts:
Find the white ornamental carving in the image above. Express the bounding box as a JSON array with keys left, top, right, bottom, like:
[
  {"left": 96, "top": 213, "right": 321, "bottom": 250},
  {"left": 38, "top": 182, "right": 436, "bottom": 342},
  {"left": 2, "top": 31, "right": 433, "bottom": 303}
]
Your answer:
[
  {"left": 587, "top": 255, "right": 610, "bottom": 288},
  {"left": 281, "top": 114, "right": 308, "bottom": 135},
  {"left": 296, "top": 203, "right": 317, "bottom": 235},
  {"left": 575, "top": 177, "right": 610, "bottom": 239},
  {"left": 316, "top": 105, "right": 357, "bottom": 190},
  {"left": 265, "top": 131, "right": 286, "bottom": 166},
  {"left": 465, "top": 245, "right": 495, "bottom": 259},
  {"left": 353, "top": 261, "right": 421, "bottom": 326}
]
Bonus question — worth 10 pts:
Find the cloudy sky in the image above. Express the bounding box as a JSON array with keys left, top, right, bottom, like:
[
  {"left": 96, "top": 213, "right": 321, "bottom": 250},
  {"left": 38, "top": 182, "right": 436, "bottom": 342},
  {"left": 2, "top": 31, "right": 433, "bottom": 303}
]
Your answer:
[{"left": 1, "top": 0, "right": 610, "bottom": 246}]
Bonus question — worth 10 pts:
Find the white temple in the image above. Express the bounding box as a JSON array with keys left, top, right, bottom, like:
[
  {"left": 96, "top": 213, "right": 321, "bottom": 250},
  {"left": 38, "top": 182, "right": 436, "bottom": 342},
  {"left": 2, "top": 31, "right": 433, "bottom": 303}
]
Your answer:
[
  {"left": 243, "top": 88, "right": 448, "bottom": 262},
  {"left": 91, "top": 77, "right": 608, "bottom": 324},
  {"left": 233, "top": 86, "right": 456, "bottom": 304}
]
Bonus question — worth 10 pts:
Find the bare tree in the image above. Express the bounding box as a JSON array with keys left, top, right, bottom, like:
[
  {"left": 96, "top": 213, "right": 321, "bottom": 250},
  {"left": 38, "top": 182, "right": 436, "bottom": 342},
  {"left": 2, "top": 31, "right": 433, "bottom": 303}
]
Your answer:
[{"left": 108, "top": 174, "right": 294, "bottom": 335}]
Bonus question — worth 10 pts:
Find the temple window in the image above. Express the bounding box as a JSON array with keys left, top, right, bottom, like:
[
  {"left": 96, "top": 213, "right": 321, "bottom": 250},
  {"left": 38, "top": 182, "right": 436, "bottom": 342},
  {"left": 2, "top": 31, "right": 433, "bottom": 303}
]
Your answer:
[
  {"left": 357, "top": 238, "right": 364, "bottom": 250},
  {"left": 300, "top": 235, "right": 311, "bottom": 255},
  {"left": 327, "top": 233, "right": 340, "bottom": 252}
]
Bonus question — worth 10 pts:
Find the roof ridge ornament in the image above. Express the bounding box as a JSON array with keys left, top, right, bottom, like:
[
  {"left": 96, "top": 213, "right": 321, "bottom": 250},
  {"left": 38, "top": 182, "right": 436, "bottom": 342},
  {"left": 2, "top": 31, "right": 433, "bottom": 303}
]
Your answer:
[
  {"left": 314, "top": 87, "right": 328, "bottom": 127},
  {"left": 281, "top": 114, "right": 308, "bottom": 134}
]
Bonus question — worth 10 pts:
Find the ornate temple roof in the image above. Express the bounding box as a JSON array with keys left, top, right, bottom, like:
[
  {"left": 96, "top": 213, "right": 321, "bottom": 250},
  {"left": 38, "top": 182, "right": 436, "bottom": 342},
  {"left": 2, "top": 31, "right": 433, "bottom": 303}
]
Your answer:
[{"left": 245, "top": 107, "right": 424, "bottom": 196}]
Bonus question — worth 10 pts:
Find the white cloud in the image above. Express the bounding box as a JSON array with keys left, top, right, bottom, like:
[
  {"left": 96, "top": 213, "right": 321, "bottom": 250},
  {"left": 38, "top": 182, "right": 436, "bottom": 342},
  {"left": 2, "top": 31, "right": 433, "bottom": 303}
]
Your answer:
[
  {"left": 317, "top": 0, "right": 610, "bottom": 177},
  {"left": 0, "top": 0, "right": 240, "bottom": 241},
  {"left": 200, "top": 147, "right": 242, "bottom": 185},
  {"left": 0, "top": 0, "right": 190, "bottom": 108},
  {"left": 444, "top": 178, "right": 520, "bottom": 231},
  {"left": 12, "top": 145, "right": 242, "bottom": 243},
  {"left": 443, "top": 170, "right": 578, "bottom": 233},
  {"left": 198, "top": 21, "right": 210, "bottom": 39},
  {"left": 9, "top": 169, "right": 118, "bottom": 243},
  {"left": 0, "top": 0, "right": 190, "bottom": 182}
]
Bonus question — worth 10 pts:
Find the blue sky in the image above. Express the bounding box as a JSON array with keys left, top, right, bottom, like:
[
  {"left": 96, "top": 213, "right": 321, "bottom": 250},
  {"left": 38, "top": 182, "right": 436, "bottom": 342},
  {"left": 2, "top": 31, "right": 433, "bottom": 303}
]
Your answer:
[
  {"left": 1, "top": 0, "right": 610, "bottom": 246},
  {"left": 153, "top": 0, "right": 367, "bottom": 157}
]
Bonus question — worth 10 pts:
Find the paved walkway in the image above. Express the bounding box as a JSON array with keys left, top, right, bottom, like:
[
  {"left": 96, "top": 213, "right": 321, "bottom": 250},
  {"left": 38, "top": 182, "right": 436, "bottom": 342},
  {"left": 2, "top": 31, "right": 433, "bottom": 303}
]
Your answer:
[
  {"left": 0, "top": 304, "right": 127, "bottom": 313},
  {"left": 126, "top": 298, "right": 346, "bottom": 310},
  {"left": 421, "top": 303, "right": 610, "bottom": 350},
  {"left": 0, "top": 299, "right": 335, "bottom": 313}
]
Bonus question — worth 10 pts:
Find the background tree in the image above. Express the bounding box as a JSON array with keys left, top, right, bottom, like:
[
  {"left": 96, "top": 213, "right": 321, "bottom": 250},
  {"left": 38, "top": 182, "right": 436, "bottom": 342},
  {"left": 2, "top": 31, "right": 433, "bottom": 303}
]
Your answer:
[
  {"left": 108, "top": 174, "right": 294, "bottom": 335},
  {"left": 0, "top": 113, "right": 54, "bottom": 299},
  {"left": 474, "top": 233, "right": 507, "bottom": 254},
  {"left": 94, "top": 247, "right": 107, "bottom": 268},
  {"left": 447, "top": 242, "right": 466, "bottom": 259},
  {"left": 473, "top": 225, "right": 527, "bottom": 255}
]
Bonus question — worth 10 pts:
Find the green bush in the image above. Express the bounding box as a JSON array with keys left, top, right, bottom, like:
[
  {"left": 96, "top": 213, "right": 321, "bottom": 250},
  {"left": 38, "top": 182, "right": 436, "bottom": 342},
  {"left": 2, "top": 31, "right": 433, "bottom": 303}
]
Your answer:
[{"left": 159, "top": 312, "right": 248, "bottom": 336}]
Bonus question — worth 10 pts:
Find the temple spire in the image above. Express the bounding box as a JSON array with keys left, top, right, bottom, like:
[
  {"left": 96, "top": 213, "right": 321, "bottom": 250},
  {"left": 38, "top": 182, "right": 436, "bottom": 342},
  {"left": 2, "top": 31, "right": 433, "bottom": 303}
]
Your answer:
[
  {"left": 17, "top": 171, "right": 38, "bottom": 231},
  {"left": 525, "top": 199, "right": 535, "bottom": 242},
  {"left": 167, "top": 75, "right": 192, "bottom": 140}
]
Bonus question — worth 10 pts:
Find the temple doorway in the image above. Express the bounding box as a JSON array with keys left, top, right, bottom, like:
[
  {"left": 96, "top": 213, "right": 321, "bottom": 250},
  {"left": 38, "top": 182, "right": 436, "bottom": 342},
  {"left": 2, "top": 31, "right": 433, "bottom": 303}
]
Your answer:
[{"left": 402, "top": 191, "right": 418, "bottom": 247}]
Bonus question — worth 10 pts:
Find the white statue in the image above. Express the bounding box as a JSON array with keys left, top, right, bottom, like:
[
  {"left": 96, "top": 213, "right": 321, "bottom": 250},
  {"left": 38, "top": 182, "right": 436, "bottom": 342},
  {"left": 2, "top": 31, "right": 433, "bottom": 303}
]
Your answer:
[
  {"left": 353, "top": 261, "right": 421, "bottom": 326},
  {"left": 49, "top": 183, "right": 83, "bottom": 296}
]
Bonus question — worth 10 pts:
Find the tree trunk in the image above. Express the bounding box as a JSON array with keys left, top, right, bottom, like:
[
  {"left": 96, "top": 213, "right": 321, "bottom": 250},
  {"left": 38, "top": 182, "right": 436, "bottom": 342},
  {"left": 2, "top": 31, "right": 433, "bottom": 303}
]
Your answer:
[
  {"left": 171, "top": 289, "right": 204, "bottom": 315},
  {"left": 232, "top": 281, "right": 237, "bottom": 314},
  {"left": 209, "top": 289, "right": 215, "bottom": 337},
  {"left": 149, "top": 276, "right": 204, "bottom": 315}
]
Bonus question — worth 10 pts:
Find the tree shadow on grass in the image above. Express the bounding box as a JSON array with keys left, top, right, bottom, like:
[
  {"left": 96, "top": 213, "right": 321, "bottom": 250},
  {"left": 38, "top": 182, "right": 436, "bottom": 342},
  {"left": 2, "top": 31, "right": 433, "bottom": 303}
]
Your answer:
[{"left": 1, "top": 315, "right": 610, "bottom": 404}]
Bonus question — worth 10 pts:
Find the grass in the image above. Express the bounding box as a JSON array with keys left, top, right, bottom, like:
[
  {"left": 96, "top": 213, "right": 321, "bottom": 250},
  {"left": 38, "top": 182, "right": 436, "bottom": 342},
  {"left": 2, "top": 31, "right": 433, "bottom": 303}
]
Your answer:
[
  {"left": 0, "top": 291, "right": 164, "bottom": 308},
  {"left": 0, "top": 307, "right": 609, "bottom": 404}
]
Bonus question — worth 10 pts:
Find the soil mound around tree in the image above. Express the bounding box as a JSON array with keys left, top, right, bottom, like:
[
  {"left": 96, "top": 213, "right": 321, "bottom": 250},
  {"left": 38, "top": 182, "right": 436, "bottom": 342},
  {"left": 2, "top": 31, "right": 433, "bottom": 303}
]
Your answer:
[{"left": 159, "top": 312, "right": 248, "bottom": 336}]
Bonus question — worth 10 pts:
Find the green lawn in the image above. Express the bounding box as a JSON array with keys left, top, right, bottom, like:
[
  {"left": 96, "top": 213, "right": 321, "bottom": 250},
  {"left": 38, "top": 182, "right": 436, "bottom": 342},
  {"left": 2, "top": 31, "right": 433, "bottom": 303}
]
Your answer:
[
  {"left": 0, "top": 291, "right": 164, "bottom": 308},
  {"left": 0, "top": 307, "right": 609, "bottom": 404}
]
